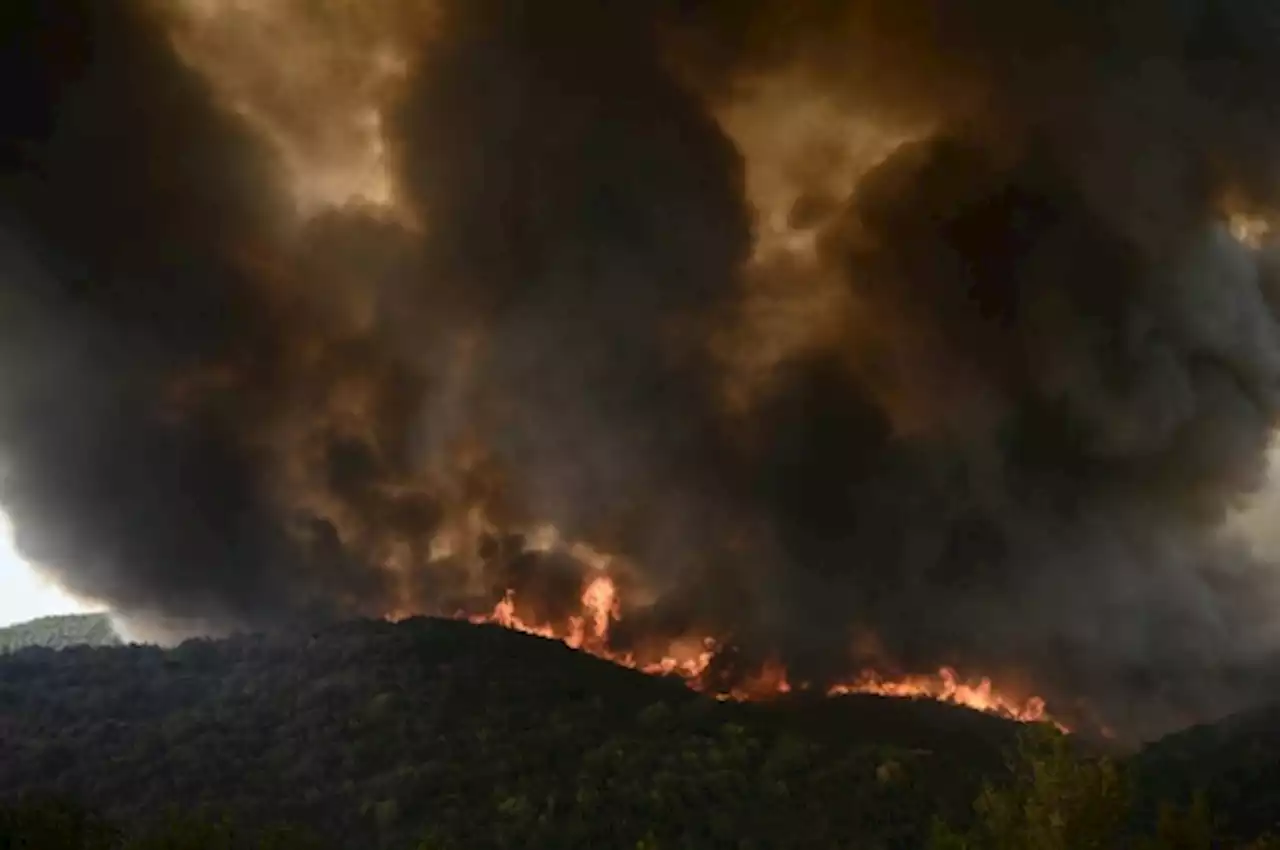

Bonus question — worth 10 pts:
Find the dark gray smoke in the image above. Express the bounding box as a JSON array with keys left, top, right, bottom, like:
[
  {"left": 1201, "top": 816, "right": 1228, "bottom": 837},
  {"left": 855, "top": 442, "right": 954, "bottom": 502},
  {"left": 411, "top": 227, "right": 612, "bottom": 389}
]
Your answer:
[
  {"left": 5, "top": 0, "right": 1280, "bottom": 738},
  {"left": 0, "top": 0, "right": 407, "bottom": 631},
  {"left": 393, "top": 0, "right": 753, "bottom": 568}
]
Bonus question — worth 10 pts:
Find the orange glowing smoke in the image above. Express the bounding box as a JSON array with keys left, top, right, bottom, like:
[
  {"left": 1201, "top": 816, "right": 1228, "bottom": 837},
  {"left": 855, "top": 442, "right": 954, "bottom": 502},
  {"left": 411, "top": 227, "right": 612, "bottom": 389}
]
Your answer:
[{"left": 458, "top": 572, "right": 1063, "bottom": 730}]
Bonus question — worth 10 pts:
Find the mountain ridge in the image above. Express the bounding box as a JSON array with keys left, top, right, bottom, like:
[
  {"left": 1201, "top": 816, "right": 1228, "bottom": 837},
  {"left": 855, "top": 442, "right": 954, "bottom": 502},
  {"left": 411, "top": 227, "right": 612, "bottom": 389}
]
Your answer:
[{"left": 0, "top": 612, "right": 119, "bottom": 652}]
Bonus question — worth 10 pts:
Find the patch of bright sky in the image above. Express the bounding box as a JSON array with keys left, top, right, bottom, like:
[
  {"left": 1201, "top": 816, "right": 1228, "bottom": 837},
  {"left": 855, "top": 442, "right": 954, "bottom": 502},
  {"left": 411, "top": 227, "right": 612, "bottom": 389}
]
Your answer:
[{"left": 0, "top": 510, "right": 101, "bottom": 628}]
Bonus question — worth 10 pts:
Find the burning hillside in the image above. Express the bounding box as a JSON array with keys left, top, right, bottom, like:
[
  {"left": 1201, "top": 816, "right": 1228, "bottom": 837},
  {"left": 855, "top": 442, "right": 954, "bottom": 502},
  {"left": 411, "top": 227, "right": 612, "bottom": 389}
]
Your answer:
[
  {"left": 5, "top": 0, "right": 1280, "bottom": 743},
  {"left": 379, "top": 508, "right": 1065, "bottom": 725},
  {"left": 383, "top": 516, "right": 1060, "bottom": 725},
  {"left": 467, "top": 574, "right": 1057, "bottom": 726}
]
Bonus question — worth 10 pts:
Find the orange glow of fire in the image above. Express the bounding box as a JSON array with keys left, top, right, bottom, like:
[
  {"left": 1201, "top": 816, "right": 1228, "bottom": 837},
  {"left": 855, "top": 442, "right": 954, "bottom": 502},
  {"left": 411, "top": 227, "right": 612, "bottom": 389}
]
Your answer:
[
  {"left": 828, "top": 671, "right": 1051, "bottom": 724},
  {"left": 458, "top": 572, "right": 1065, "bottom": 730}
]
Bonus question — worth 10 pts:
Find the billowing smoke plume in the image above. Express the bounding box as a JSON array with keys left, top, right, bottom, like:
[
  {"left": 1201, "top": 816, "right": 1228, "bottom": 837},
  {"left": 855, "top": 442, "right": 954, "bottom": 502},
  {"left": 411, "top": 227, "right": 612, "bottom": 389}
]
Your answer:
[{"left": 5, "top": 0, "right": 1280, "bottom": 738}]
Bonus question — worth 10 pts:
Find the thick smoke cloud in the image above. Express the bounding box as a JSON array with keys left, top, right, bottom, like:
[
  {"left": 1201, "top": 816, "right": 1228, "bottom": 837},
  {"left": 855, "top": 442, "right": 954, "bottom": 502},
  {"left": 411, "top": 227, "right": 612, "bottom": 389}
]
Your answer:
[
  {"left": 672, "top": 0, "right": 1280, "bottom": 734},
  {"left": 0, "top": 0, "right": 402, "bottom": 631},
  {"left": 392, "top": 0, "right": 755, "bottom": 584},
  {"left": 7, "top": 0, "right": 1280, "bottom": 737}
]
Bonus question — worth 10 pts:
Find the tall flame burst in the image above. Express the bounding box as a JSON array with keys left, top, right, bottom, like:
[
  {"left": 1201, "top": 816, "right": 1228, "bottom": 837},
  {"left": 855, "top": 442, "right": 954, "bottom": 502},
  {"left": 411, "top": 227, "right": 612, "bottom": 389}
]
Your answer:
[
  {"left": 472, "top": 576, "right": 1057, "bottom": 725},
  {"left": 396, "top": 524, "right": 1058, "bottom": 728}
]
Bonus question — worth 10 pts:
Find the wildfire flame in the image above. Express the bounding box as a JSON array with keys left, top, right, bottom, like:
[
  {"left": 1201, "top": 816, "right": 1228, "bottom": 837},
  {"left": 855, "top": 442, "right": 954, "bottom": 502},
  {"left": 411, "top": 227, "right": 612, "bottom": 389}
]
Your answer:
[{"left": 447, "top": 565, "right": 1064, "bottom": 730}]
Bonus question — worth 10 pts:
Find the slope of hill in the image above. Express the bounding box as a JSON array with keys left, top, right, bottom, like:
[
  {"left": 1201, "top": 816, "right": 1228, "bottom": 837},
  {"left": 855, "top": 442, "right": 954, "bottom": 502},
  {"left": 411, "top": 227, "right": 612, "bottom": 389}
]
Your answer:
[
  {"left": 0, "top": 616, "right": 1021, "bottom": 849},
  {"left": 0, "top": 613, "right": 119, "bottom": 652},
  {"left": 1133, "top": 704, "right": 1280, "bottom": 843},
  {"left": 4, "top": 616, "right": 1280, "bottom": 848}
]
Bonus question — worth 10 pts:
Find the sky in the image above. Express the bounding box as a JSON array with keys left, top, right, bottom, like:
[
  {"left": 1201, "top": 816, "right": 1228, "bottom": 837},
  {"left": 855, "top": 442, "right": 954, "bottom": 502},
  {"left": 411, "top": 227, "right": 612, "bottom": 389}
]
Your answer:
[{"left": 0, "top": 510, "right": 101, "bottom": 628}]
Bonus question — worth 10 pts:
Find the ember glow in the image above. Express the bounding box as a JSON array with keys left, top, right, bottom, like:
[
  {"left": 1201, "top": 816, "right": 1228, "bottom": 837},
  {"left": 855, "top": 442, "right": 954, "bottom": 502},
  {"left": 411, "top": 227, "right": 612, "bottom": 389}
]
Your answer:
[{"left": 444, "top": 539, "right": 1061, "bottom": 728}]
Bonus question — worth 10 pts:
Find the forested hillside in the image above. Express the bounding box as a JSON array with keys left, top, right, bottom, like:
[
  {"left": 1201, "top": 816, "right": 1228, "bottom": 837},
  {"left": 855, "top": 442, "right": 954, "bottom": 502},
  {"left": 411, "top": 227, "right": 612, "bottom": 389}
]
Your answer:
[
  {"left": 0, "top": 613, "right": 119, "bottom": 652},
  {"left": 1132, "top": 704, "right": 1280, "bottom": 843},
  {"left": 0, "top": 617, "right": 1017, "bottom": 848},
  {"left": 1, "top": 617, "right": 1279, "bottom": 848}
]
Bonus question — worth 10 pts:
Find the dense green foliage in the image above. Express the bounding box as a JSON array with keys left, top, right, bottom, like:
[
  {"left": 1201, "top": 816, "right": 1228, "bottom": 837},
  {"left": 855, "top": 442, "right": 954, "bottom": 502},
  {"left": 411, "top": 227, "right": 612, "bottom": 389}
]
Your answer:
[
  {"left": 1132, "top": 706, "right": 1280, "bottom": 843},
  {"left": 3, "top": 616, "right": 1280, "bottom": 848},
  {"left": 931, "top": 726, "right": 1280, "bottom": 850},
  {"left": 0, "top": 796, "right": 327, "bottom": 849},
  {"left": 0, "top": 613, "right": 119, "bottom": 652}
]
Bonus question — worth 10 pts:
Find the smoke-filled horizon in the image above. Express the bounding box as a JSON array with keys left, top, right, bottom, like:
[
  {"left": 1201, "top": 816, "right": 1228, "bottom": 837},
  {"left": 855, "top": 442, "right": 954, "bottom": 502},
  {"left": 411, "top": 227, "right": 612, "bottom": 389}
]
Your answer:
[{"left": 4, "top": 0, "right": 1280, "bottom": 739}]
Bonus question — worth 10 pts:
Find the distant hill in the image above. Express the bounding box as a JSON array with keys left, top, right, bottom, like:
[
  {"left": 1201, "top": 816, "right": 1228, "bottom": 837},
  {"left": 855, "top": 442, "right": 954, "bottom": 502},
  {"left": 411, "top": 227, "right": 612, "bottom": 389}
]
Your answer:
[
  {"left": 0, "top": 616, "right": 1022, "bottom": 849},
  {"left": 0, "top": 612, "right": 119, "bottom": 652}
]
